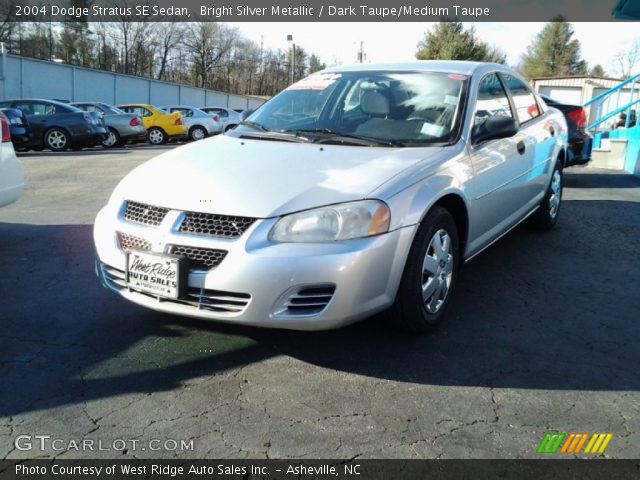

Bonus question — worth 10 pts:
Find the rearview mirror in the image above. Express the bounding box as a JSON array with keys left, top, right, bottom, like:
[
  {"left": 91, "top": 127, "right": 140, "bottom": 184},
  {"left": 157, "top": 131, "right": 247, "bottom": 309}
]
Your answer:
[{"left": 472, "top": 115, "right": 518, "bottom": 145}]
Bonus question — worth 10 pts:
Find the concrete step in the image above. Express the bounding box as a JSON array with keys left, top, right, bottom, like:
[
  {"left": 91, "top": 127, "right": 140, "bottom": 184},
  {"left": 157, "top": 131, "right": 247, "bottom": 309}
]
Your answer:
[{"left": 591, "top": 138, "right": 627, "bottom": 170}]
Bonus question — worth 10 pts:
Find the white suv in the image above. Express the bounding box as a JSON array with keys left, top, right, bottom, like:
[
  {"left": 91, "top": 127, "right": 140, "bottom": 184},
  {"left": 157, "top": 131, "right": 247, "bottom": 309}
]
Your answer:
[{"left": 0, "top": 112, "right": 24, "bottom": 208}]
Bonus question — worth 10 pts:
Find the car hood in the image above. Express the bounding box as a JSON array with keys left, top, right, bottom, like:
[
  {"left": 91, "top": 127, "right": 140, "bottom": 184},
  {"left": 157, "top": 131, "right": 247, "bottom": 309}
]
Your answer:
[{"left": 116, "top": 135, "right": 442, "bottom": 218}]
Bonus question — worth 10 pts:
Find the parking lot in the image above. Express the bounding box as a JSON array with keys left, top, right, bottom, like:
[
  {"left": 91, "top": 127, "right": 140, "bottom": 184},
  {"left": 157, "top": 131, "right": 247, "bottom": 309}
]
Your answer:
[{"left": 1, "top": 144, "right": 639, "bottom": 459}]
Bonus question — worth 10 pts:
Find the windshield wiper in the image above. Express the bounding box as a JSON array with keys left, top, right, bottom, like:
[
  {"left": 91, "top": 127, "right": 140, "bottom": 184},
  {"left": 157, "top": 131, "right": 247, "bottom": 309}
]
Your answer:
[
  {"left": 239, "top": 120, "right": 271, "bottom": 132},
  {"left": 288, "top": 128, "right": 405, "bottom": 147}
]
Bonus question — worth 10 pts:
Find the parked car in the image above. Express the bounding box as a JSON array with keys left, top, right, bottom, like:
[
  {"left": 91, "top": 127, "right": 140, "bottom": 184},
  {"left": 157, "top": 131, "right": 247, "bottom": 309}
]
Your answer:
[
  {"left": 158, "top": 106, "right": 223, "bottom": 140},
  {"left": 0, "top": 99, "right": 108, "bottom": 151},
  {"left": 0, "top": 108, "right": 32, "bottom": 150},
  {"left": 539, "top": 94, "right": 592, "bottom": 166},
  {"left": 95, "top": 61, "right": 567, "bottom": 332},
  {"left": 117, "top": 104, "right": 187, "bottom": 145},
  {"left": 200, "top": 106, "right": 241, "bottom": 131},
  {"left": 0, "top": 112, "right": 24, "bottom": 207},
  {"left": 615, "top": 109, "right": 636, "bottom": 128},
  {"left": 72, "top": 102, "right": 147, "bottom": 148}
]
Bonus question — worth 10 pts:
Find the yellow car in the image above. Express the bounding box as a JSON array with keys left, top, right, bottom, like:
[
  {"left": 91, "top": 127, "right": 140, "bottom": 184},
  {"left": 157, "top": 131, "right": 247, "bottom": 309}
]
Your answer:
[{"left": 117, "top": 104, "right": 187, "bottom": 145}]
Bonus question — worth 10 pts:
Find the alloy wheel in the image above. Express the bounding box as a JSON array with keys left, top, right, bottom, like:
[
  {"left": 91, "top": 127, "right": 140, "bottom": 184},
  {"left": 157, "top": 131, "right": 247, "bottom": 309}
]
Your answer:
[
  {"left": 47, "top": 130, "right": 67, "bottom": 150},
  {"left": 421, "top": 229, "right": 454, "bottom": 314},
  {"left": 148, "top": 129, "right": 164, "bottom": 144},
  {"left": 103, "top": 130, "right": 117, "bottom": 147},
  {"left": 548, "top": 169, "right": 562, "bottom": 218}
]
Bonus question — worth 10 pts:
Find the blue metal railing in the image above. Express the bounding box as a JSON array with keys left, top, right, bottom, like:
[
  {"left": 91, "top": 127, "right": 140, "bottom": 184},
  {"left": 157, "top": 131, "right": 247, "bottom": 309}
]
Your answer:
[{"left": 585, "top": 72, "right": 640, "bottom": 131}]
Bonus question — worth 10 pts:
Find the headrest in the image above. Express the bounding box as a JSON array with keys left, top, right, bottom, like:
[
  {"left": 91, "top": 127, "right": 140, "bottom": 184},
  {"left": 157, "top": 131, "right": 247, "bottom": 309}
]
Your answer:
[{"left": 361, "top": 90, "right": 390, "bottom": 116}]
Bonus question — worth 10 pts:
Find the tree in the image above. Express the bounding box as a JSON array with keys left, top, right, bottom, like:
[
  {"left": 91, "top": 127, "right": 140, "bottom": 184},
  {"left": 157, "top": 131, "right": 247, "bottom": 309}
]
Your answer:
[
  {"left": 520, "top": 17, "right": 587, "bottom": 78},
  {"left": 308, "top": 54, "right": 326, "bottom": 74},
  {"left": 613, "top": 40, "right": 640, "bottom": 79},
  {"left": 589, "top": 64, "right": 606, "bottom": 77},
  {"left": 415, "top": 21, "right": 506, "bottom": 64}
]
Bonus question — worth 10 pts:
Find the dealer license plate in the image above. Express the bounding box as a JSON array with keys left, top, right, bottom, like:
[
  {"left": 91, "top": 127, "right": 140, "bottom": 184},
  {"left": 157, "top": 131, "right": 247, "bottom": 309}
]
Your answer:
[{"left": 126, "top": 251, "right": 185, "bottom": 299}]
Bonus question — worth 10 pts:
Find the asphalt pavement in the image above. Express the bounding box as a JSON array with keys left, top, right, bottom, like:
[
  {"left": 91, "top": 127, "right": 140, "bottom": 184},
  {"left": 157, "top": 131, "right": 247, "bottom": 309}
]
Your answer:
[{"left": 1, "top": 144, "right": 639, "bottom": 459}]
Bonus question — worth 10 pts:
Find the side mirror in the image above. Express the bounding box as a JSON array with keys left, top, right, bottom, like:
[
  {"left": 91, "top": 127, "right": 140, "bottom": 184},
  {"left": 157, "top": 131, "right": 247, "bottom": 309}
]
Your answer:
[
  {"left": 240, "top": 109, "right": 254, "bottom": 121},
  {"left": 472, "top": 115, "right": 518, "bottom": 145}
]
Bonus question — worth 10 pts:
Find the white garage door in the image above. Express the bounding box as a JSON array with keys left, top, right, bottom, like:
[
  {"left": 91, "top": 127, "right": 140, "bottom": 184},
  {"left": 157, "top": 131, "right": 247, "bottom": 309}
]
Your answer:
[{"left": 539, "top": 86, "right": 582, "bottom": 105}]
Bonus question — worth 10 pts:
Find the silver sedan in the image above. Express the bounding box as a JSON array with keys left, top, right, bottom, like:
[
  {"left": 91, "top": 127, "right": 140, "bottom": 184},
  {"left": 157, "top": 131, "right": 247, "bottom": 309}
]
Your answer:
[{"left": 94, "top": 61, "right": 567, "bottom": 331}]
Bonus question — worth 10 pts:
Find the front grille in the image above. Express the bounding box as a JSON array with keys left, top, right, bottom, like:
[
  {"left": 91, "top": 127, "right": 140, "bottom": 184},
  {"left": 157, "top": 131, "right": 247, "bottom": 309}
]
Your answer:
[
  {"left": 179, "top": 211, "right": 255, "bottom": 238},
  {"left": 278, "top": 285, "right": 336, "bottom": 317},
  {"left": 168, "top": 245, "right": 227, "bottom": 271},
  {"left": 117, "top": 232, "right": 151, "bottom": 252},
  {"left": 123, "top": 200, "right": 168, "bottom": 227},
  {"left": 100, "top": 264, "right": 250, "bottom": 315}
]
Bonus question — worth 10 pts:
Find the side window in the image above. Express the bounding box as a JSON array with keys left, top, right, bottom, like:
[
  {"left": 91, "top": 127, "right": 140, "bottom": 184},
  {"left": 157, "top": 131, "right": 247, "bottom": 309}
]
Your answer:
[
  {"left": 14, "top": 103, "right": 34, "bottom": 115},
  {"left": 171, "top": 108, "right": 192, "bottom": 117},
  {"left": 501, "top": 73, "right": 541, "bottom": 124},
  {"left": 474, "top": 73, "right": 514, "bottom": 127},
  {"left": 215, "top": 109, "right": 229, "bottom": 119}
]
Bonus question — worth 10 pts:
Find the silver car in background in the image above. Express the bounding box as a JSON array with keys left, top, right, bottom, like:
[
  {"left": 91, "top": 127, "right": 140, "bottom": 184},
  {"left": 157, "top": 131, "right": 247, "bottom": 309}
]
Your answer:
[
  {"left": 72, "top": 102, "right": 146, "bottom": 148},
  {"left": 158, "top": 106, "right": 223, "bottom": 141},
  {"left": 200, "top": 106, "right": 242, "bottom": 131},
  {"left": 95, "top": 61, "right": 567, "bottom": 332}
]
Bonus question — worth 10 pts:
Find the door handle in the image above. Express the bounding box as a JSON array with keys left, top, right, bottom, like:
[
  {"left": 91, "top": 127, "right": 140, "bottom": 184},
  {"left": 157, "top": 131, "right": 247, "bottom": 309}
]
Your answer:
[{"left": 517, "top": 141, "right": 525, "bottom": 155}]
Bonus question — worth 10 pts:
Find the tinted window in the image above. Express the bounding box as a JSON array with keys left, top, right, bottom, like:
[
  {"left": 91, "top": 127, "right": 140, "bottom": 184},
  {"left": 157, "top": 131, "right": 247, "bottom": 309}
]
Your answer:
[
  {"left": 501, "top": 73, "right": 541, "bottom": 123},
  {"left": 170, "top": 108, "right": 192, "bottom": 117},
  {"left": 474, "top": 73, "right": 513, "bottom": 127}
]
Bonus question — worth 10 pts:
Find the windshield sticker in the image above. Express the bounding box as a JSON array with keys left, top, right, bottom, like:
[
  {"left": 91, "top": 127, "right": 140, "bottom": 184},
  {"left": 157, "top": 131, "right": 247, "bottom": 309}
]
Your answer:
[
  {"left": 448, "top": 74, "right": 467, "bottom": 81},
  {"left": 421, "top": 122, "right": 445, "bottom": 137},
  {"left": 287, "top": 73, "right": 342, "bottom": 90},
  {"left": 444, "top": 95, "right": 458, "bottom": 105}
]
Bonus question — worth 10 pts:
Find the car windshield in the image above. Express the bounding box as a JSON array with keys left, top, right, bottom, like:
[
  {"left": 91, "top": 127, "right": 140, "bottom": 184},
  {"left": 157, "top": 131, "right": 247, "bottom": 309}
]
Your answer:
[{"left": 240, "top": 71, "right": 467, "bottom": 146}]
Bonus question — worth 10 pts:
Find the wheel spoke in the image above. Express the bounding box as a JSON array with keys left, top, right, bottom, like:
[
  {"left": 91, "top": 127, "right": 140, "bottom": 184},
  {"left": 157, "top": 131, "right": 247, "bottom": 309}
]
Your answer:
[
  {"left": 427, "top": 281, "right": 443, "bottom": 312},
  {"left": 422, "top": 277, "right": 437, "bottom": 302},
  {"left": 441, "top": 233, "right": 451, "bottom": 257},
  {"left": 432, "top": 233, "right": 443, "bottom": 259},
  {"left": 423, "top": 254, "right": 438, "bottom": 276}
]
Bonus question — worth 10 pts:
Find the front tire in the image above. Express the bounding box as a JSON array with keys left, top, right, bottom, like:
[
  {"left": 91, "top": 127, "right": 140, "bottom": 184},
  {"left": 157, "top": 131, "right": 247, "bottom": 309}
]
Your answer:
[
  {"left": 147, "top": 127, "right": 167, "bottom": 145},
  {"left": 388, "top": 206, "right": 460, "bottom": 333},
  {"left": 44, "top": 128, "right": 69, "bottom": 152},
  {"left": 526, "top": 161, "right": 562, "bottom": 231}
]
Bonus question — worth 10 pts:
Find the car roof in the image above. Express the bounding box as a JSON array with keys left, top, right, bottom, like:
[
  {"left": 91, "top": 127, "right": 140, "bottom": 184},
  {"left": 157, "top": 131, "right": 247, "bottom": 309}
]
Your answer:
[{"left": 323, "top": 60, "right": 500, "bottom": 75}]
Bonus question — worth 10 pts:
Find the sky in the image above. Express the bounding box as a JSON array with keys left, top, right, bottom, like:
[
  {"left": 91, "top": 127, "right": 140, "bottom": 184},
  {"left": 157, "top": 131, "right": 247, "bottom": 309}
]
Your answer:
[{"left": 227, "top": 22, "right": 640, "bottom": 77}]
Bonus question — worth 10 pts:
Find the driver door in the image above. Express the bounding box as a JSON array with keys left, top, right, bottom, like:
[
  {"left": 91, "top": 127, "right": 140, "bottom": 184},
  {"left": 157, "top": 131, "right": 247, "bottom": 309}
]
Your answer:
[{"left": 466, "top": 72, "right": 530, "bottom": 255}]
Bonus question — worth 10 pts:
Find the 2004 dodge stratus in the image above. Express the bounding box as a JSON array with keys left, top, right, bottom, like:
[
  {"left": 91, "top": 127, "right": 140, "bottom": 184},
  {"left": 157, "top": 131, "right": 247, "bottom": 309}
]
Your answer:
[{"left": 94, "top": 61, "right": 567, "bottom": 332}]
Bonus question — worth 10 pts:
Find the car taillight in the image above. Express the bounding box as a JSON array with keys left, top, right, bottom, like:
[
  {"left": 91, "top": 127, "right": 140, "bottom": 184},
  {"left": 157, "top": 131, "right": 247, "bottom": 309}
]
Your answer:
[
  {"left": 212, "top": 115, "right": 220, "bottom": 122},
  {"left": 130, "top": 117, "right": 140, "bottom": 127},
  {"left": 567, "top": 108, "right": 587, "bottom": 129},
  {"left": 0, "top": 113, "right": 10, "bottom": 142},
  {"left": 175, "top": 118, "right": 182, "bottom": 126}
]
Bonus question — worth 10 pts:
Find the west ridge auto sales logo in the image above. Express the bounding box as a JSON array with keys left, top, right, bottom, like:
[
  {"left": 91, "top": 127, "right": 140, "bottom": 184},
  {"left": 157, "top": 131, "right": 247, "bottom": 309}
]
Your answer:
[{"left": 537, "top": 432, "right": 613, "bottom": 455}]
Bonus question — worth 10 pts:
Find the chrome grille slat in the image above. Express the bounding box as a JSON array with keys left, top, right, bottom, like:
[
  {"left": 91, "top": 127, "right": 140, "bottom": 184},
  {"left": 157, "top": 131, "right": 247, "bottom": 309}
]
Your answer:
[
  {"left": 123, "top": 200, "right": 168, "bottom": 227},
  {"left": 179, "top": 211, "right": 255, "bottom": 238},
  {"left": 101, "top": 265, "right": 250, "bottom": 315}
]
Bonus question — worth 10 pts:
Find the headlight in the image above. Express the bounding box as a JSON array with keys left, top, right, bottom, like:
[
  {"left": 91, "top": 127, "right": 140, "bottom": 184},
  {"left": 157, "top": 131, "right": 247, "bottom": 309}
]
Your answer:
[{"left": 269, "top": 200, "right": 390, "bottom": 243}]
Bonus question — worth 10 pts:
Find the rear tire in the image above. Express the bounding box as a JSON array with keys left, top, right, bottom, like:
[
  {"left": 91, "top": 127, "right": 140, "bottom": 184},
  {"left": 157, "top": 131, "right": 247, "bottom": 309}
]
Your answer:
[
  {"left": 147, "top": 127, "right": 167, "bottom": 145},
  {"left": 44, "top": 128, "right": 69, "bottom": 152},
  {"left": 526, "top": 161, "right": 562, "bottom": 231},
  {"left": 387, "top": 206, "right": 460, "bottom": 333},
  {"left": 102, "top": 128, "right": 122, "bottom": 148},
  {"left": 189, "top": 126, "right": 207, "bottom": 141}
]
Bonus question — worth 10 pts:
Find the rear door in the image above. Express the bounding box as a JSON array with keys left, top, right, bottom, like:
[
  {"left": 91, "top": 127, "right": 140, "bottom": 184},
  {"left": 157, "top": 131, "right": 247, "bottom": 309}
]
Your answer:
[{"left": 499, "top": 72, "right": 554, "bottom": 204}]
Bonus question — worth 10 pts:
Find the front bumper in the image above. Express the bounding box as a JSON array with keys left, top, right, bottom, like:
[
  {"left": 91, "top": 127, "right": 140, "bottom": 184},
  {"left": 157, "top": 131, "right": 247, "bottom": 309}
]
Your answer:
[{"left": 94, "top": 206, "right": 416, "bottom": 330}]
